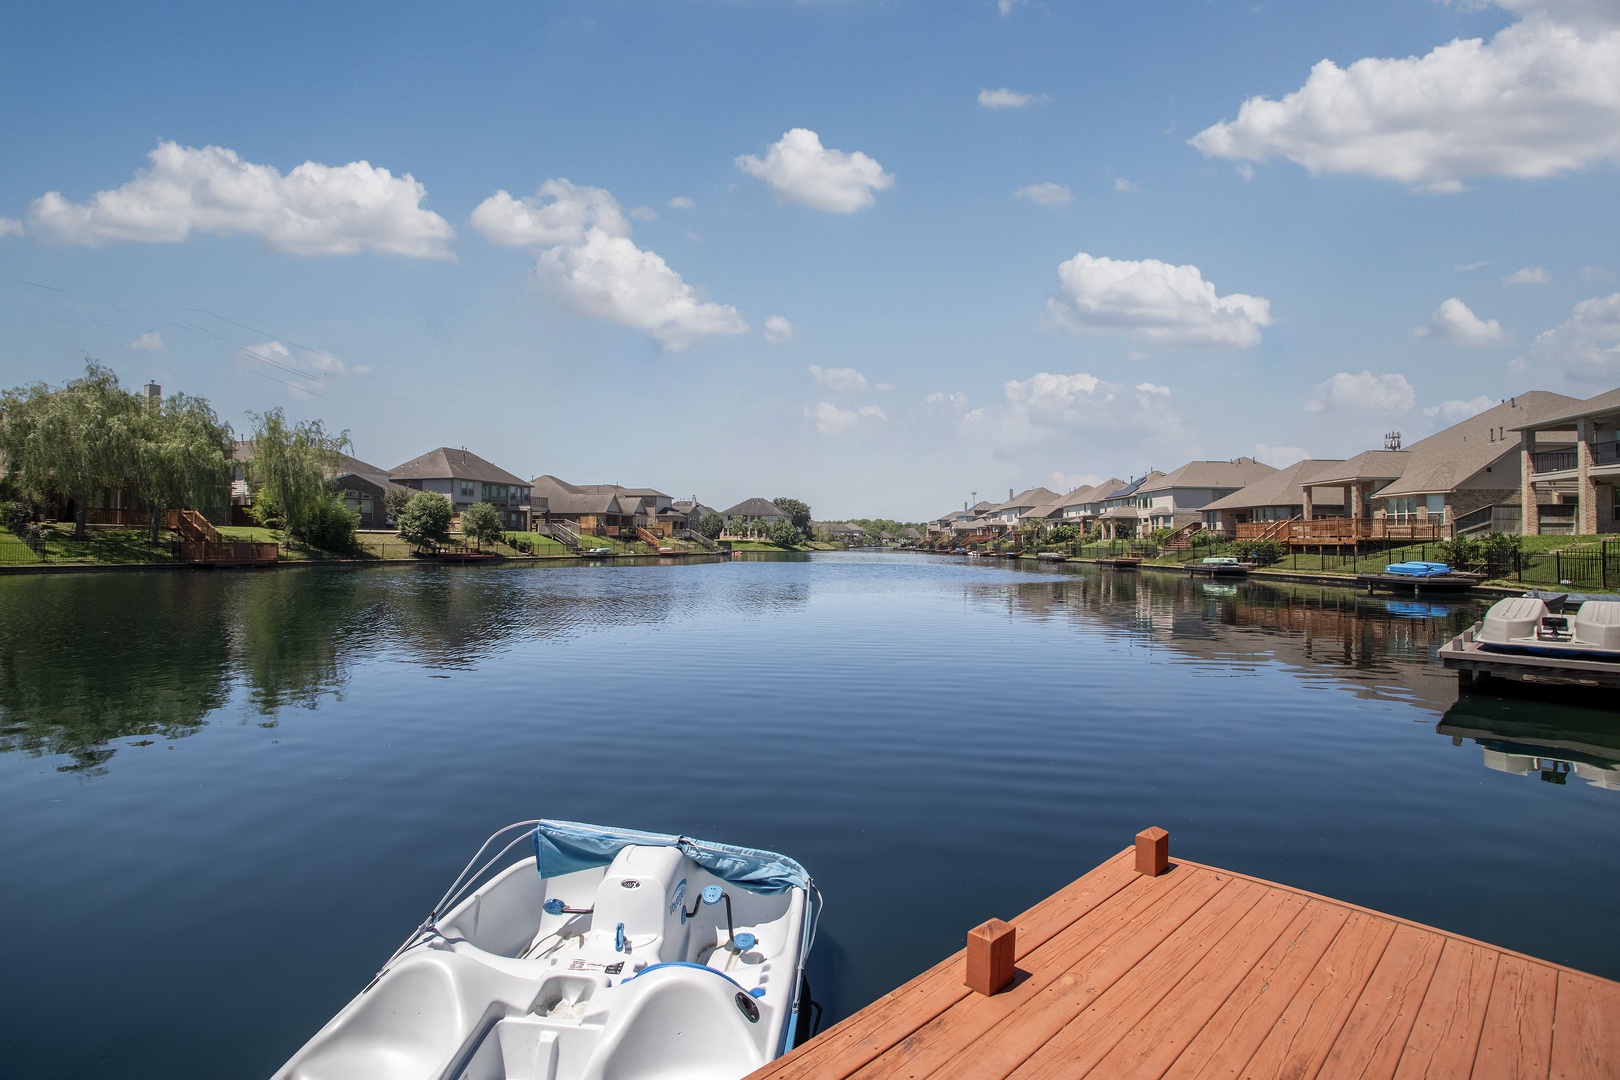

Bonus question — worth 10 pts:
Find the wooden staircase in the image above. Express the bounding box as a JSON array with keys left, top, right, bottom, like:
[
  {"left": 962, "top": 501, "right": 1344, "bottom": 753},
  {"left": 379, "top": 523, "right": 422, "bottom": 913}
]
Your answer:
[
  {"left": 1162, "top": 521, "right": 1204, "bottom": 552},
  {"left": 169, "top": 508, "right": 276, "bottom": 566},
  {"left": 543, "top": 520, "right": 583, "bottom": 552},
  {"left": 634, "top": 526, "right": 665, "bottom": 547}
]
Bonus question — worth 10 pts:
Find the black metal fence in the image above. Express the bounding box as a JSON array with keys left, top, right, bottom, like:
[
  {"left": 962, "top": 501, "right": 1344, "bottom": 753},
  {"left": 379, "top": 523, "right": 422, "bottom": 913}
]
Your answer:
[
  {"left": 1507, "top": 542, "right": 1620, "bottom": 591},
  {"left": 0, "top": 532, "right": 47, "bottom": 565}
]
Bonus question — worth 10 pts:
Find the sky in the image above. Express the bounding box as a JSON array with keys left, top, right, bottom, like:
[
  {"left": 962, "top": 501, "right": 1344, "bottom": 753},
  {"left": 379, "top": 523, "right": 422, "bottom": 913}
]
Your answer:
[{"left": 1, "top": 0, "right": 1617, "bottom": 520}]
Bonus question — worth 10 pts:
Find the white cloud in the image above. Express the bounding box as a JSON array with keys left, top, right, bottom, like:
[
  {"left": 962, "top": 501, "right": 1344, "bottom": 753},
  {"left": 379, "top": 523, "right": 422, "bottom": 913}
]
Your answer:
[
  {"left": 628, "top": 206, "right": 658, "bottom": 222},
  {"left": 805, "top": 401, "right": 886, "bottom": 434},
  {"left": 236, "top": 340, "right": 347, "bottom": 396},
  {"left": 1190, "top": 8, "right": 1620, "bottom": 191},
  {"left": 1113, "top": 178, "right": 1139, "bottom": 193},
  {"left": 925, "top": 391, "right": 968, "bottom": 409},
  {"left": 735, "top": 129, "right": 894, "bottom": 213},
  {"left": 473, "top": 179, "right": 745, "bottom": 351},
  {"left": 1532, "top": 291, "right": 1620, "bottom": 381},
  {"left": 668, "top": 196, "right": 695, "bottom": 210},
  {"left": 469, "top": 179, "right": 630, "bottom": 247},
  {"left": 1253, "top": 443, "right": 1310, "bottom": 466},
  {"left": 1307, "top": 371, "right": 1416, "bottom": 413},
  {"left": 996, "top": 0, "right": 1023, "bottom": 15},
  {"left": 874, "top": 382, "right": 896, "bottom": 393},
  {"left": 764, "top": 315, "right": 799, "bottom": 345},
  {"left": 1413, "top": 297, "right": 1508, "bottom": 344},
  {"left": 1423, "top": 396, "right": 1495, "bottom": 422},
  {"left": 1504, "top": 266, "right": 1549, "bottom": 284},
  {"left": 128, "top": 331, "right": 164, "bottom": 352},
  {"left": 978, "top": 88, "right": 1048, "bottom": 109},
  {"left": 1051, "top": 471, "right": 1104, "bottom": 492},
  {"left": 1045, "top": 252, "right": 1272, "bottom": 347},
  {"left": 1455, "top": 259, "right": 1492, "bottom": 271},
  {"left": 1581, "top": 265, "right": 1615, "bottom": 282},
  {"left": 0, "top": 217, "right": 21, "bottom": 238},
  {"left": 1002, "top": 372, "right": 1181, "bottom": 436},
  {"left": 27, "top": 141, "right": 454, "bottom": 257},
  {"left": 808, "top": 365, "right": 868, "bottom": 394},
  {"left": 1014, "top": 182, "right": 1073, "bottom": 206},
  {"left": 537, "top": 229, "right": 748, "bottom": 352}
]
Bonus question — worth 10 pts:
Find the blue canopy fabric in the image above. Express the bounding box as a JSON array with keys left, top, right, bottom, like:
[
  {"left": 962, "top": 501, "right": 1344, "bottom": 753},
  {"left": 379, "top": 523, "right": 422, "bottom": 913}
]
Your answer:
[
  {"left": 1385, "top": 561, "right": 1451, "bottom": 577},
  {"left": 531, "top": 820, "right": 812, "bottom": 896}
]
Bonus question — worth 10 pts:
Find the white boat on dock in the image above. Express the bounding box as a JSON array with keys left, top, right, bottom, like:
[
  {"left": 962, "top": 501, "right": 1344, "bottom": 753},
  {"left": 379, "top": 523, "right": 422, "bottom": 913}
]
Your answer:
[
  {"left": 274, "top": 820, "right": 820, "bottom": 1080},
  {"left": 1440, "top": 595, "right": 1620, "bottom": 690}
]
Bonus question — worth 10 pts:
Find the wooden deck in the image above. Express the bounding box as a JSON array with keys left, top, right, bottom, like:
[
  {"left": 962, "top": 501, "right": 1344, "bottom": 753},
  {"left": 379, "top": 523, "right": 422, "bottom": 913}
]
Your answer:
[{"left": 753, "top": 835, "right": 1619, "bottom": 1080}]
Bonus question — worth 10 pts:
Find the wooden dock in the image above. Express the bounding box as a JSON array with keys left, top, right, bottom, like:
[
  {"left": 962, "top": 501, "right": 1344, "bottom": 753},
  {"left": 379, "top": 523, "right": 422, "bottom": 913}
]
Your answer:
[{"left": 754, "top": 830, "right": 1619, "bottom": 1080}]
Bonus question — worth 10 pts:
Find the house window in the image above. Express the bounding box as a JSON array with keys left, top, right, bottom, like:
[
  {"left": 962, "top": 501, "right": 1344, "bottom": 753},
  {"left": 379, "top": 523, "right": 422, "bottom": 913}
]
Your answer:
[
  {"left": 459, "top": 481, "right": 475, "bottom": 498},
  {"left": 1425, "top": 495, "right": 1445, "bottom": 515},
  {"left": 1387, "top": 496, "right": 1418, "bottom": 522},
  {"left": 360, "top": 495, "right": 373, "bottom": 517},
  {"left": 483, "top": 484, "right": 508, "bottom": 501}
]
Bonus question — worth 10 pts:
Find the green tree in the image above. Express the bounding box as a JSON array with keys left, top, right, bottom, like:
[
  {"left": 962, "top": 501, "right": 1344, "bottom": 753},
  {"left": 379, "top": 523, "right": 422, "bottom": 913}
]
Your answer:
[
  {"left": 460, "top": 501, "right": 504, "bottom": 550},
  {"left": 135, "top": 392, "right": 232, "bottom": 543},
  {"left": 245, "top": 409, "right": 353, "bottom": 547},
  {"left": 0, "top": 361, "right": 143, "bottom": 539},
  {"left": 398, "top": 490, "right": 453, "bottom": 546},
  {"left": 768, "top": 516, "right": 802, "bottom": 548},
  {"left": 726, "top": 514, "right": 746, "bottom": 537},
  {"left": 770, "top": 497, "right": 813, "bottom": 539},
  {"left": 383, "top": 485, "right": 414, "bottom": 526},
  {"left": 698, "top": 512, "right": 724, "bottom": 539}
]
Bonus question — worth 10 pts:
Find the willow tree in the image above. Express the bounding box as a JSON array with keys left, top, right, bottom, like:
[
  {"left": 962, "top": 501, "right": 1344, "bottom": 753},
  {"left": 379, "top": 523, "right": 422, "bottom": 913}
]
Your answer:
[
  {"left": 137, "top": 393, "right": 233, "bottom": 542},
  {"left": 0, "top": 362, "right": 143, "bottom": 539},
  {"left": 244, "top": 409, "right": 351, "bottom": 546}
]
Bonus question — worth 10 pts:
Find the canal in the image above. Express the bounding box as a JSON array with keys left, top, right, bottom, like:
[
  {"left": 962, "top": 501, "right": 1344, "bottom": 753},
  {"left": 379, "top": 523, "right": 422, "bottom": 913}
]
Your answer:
[{"left": 1, "top": 553, "right": 1615, "bottom": 1078}]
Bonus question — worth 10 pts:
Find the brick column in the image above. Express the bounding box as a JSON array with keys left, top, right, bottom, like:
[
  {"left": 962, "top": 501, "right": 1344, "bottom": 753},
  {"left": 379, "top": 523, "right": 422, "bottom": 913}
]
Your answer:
[
  {"left": 1520, "top": 430, "right": 1539, "bottom": 536},
  {"left": 1578, "top": 418, "right": 1598, "bottom": 536},
  {"left": 1302, "top": 486, "right": 1314, "bottom": 520}
]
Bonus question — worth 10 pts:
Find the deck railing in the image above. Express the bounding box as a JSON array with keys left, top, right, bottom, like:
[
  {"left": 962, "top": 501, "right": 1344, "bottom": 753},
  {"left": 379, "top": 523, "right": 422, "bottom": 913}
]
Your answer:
[
  {"left": 177, "top": 541, "right": 278, "bottom": 565},
  {"left": 1531, "top": 449, "right": 1578, "bottom": 474},
  {"left": 1233, "top": 517, "right": 1298, "bottom": 542},
  {"left": 1282, "top": 519, "right": 1445, "bottom": 544}
]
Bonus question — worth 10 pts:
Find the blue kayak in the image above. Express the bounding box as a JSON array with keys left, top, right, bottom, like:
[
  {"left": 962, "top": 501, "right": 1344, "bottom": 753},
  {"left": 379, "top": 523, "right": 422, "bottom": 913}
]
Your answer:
[{"left": 1385, "top": 561, "right": 1452, "bottom": 577}]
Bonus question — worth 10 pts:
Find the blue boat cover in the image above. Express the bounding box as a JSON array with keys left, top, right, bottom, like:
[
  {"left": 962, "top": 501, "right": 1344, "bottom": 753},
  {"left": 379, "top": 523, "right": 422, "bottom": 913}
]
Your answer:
[
  {"left": 1385, "top": 561, "right": 1451, "bottom": 577},
  {"left": 531, "top": 820, "right": 812, "bottom": 895}
]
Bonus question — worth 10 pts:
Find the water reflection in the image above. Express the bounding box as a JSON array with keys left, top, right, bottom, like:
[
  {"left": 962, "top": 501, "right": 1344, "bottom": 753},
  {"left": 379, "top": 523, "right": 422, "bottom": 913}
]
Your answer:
[{"left": 1440, "top": 693, "right": 1620, "bottom": 791}]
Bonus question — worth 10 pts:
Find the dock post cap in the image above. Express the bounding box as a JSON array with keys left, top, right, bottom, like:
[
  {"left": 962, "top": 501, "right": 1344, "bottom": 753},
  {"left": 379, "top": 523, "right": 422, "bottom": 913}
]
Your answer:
[
  {"left": 964, "top": 918, "right": 1016, "bottom": 997},
  {"left": 1135, "top": 827, "right": 1170, "bottom": 877}
]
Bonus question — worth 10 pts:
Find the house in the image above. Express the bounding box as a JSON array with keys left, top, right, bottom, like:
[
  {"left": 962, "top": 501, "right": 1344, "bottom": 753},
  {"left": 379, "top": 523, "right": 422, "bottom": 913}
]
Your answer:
[
  {"left": 671, "top": 500, "right": 720, "bottom": 536},
  {"left": 532, "top": 476, "right": 678, "bottom": 537},
  {"left": 1512, "top": 386, "right": 1620, "bottom": 535},
  {"left": 1370, "top": 392, "right": 1580, "bottom": 533},
  {"left": 1095, "top": 474, "right": 1162, "bottom": 539},
  {"left": 390, "top": 448, "right": 533, "bottom": 531},
  {"left": 1135, "top": 458, "right": 1278, "bottom": 533},
  {"left": 329, "top": 454, "right": 414, "bottom": 530},
  {"left": 720, "top": 498, "right": 786, "bottom": 529},
  {"left": 1201, "top": 459, "right": 1346, "bottom": 537},
  {"left": 983, "top": 487, "right": 1061, "bottom": 532},
  {"left": 1051, "top": 479, "right": 1126, "bottom": 531}
]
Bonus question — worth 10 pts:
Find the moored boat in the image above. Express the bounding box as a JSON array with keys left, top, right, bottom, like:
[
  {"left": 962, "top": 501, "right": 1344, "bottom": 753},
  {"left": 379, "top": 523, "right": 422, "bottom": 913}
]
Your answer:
[
  {"left": 1477, "top": 596, "right": 1620, "bottom": 660},
  {"left": 274, "top": 820, "right": 819, "bottom": 1080}
]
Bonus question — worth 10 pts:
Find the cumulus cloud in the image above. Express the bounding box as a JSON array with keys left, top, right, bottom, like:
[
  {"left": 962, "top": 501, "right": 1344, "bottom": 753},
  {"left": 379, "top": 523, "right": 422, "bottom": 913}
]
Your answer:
[
  {"left": 235, "top": 340, "right": 347, "bottom": 396},
  {"left": 668, "top": 196, "right": 695, "bottom": 210},
  {"left": 764, "top": 315, "right": 799, "bottom": 344},
  {"left": 1532, "top": 292, "right": 1620, "bottom": 381},
  {"left": 128, "top": 331, "right": 164, "bottom": 352},
  {"left": 809, "top": 365, "right": 868, "bottom": 394},
  {"left": 472, "top": 179, "right": 746, "bottom": 351},
  {"left": 805, "top": 401, "right": 886, "bottom": 434},
  {"left": 1504, "top": 266, "right": 1549, "bottom": 284},
  {"left": 1423, "top": 396, "right": 1496, "bottom": 422},
  {"left": 1413, "top": 297, "right": 1508, "bottom": 344},
  {"left": 735, "top": 129, "right": 894, "bottom": 213},
  {"left": 0, "top": 217, "right": 21, "bottom": 238},
  {"left": 1014, "top": 182, "right": 1073, "bottom": 206},
  {"left": 1002, "top": 372, "right": 1181, "bottom": 436},
  {"left": 979, "top": 88, "right": 1047, "bottom": 109},
  {"left": 1307, "top": 371, "right": 1416, "bottom": 413},
  {"left": 1045, "top": 253, "right": 1272, "bottom": 347},
  {"left": 1113, "top": 178, "right": 1139, "bottom": 193},
  {"left": 925, "top": 391, "right": 968, "bottom": 410},
  {"left": 628, "top": 206, "right": 658, "bottom": 222},
  {"left": 27, "top": 141, "right": 454, "bottom": 257},
  {"left": 1253, "top": 443, "right": 1311, "bottom": 466},
  {"left": 470, "top": 179, "right": 630, "bottom": 247},
  {"left": 1189, "top": 7, "right": 1620, "bottom": 191}
]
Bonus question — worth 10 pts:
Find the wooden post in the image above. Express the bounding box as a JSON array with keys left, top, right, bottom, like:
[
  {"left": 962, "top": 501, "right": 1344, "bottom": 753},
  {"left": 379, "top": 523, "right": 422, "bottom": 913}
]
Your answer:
[
  {"left": 964, "top": 919, "right": 1016, "bottom": 996},
  {"left": 1135, "top": 827, "right": 1170, "bottom": 877}
]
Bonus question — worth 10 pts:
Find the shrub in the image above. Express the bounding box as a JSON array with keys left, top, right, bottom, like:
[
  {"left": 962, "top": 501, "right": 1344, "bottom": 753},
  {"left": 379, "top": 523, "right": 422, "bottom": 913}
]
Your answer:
[
  {"left": 459, "top": 501, "right": 505, "bottom": 550},
  {"left": 698, "top": 512, "right": 724, "bottom": 540},
  {"left": 1435, "top": 535, "right": 1481, "bottom": 567},
  {"left": 397, "top": 490, "right": 453, "bottom": 545},
  {"left": 1231, "top": 539, "right": 1285, "bottom": 565},
  {"left": 297, "top": 495, "right": 360, "bottom": 552},
  {"left": 768, "top": 516, "right": 802, "bottom": 547}
]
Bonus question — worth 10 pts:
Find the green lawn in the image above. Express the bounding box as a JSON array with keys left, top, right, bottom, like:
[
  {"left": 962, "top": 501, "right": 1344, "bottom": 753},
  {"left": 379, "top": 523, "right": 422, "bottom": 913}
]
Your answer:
[{"left": 40, "top": 525, "right": 177, "bottom": 565}]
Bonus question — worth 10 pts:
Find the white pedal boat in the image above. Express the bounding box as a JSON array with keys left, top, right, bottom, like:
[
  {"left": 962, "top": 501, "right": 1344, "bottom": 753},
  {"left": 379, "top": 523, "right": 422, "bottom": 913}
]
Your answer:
[
  {"left": 274, "top": 820, "right": 820, "bottom": 1080},
  {"left": 1477, "top": 597, "right": 1620, "bottom": 660}
]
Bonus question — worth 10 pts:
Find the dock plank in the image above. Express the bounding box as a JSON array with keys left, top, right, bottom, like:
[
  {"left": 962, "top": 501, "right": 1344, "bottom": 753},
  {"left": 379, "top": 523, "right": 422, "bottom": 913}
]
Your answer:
[
  {"left": 1551, "top": 969, "right": 1620, "bottom": 1080},
  {"left": 747, "top": 845, "right": 1620, "bottom": 1080}
]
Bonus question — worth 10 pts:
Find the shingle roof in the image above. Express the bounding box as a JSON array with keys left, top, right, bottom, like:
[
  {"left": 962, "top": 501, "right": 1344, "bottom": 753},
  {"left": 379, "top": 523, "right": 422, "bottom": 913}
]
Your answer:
[
  {"left": 990, "top": 487, "right": 1061, "bottom": 513},
  {"left": 1055, "top": 478, "right": 1125, "bottom": 510},
  {"left": 1509, "top": 386, "right": 1620, "bottom": 431},
  {"left": 1376, "top": 391, "right": 1582, "bottom": 498},
  {"left": 1304, "top": 450, "right": 1409, "bottom": 487},
  {"left": 721, "top": 498, "right": 785, "bottom": 518},
  {"left": 1103, "top": 473, "right": 1159, "bottom": 502},
  {"left": 390, "top": 447, "right": 527, "bottom": 486},
  {"left": 1202, "top": 459, "right": 1346, "bottom": 512},
  {"left": 1139, "top": 457, "right": 1278, "bottom": 493}
]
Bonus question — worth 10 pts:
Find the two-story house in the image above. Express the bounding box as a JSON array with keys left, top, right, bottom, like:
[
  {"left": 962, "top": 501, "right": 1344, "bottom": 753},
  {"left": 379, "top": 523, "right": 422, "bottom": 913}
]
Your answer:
[{"left": 389, "top": 448, "right": 534, "bottom": 531}]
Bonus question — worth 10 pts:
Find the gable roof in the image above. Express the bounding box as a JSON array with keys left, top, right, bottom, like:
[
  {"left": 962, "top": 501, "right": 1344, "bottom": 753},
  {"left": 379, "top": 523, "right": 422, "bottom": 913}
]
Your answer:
[
  {"left": 1055, "top": 478, "right": 1125, "bottom": 510},
  {"left": 1377, "top": 391, "right": 1581, "bottom": 498},
  {"left": 1202, "top": 459, "right": 1346, "bottom": 512},
  {"left": 721, "top": 497, "right": 785, "bottom": 518},
  {"left": 1102, "top": 473, "right": 1160, "bottom": 502},
  {"left": 1511, "top": 386, "right": 1620, "bottom": 431},
  {"left": 1140, "top": 457, "right": 1277, "bottom": 494},
  {"left": 990, "top": 487, "right": 1061, "bottom": 513},
  {"left": 1305, "top": 450, "right": 1409, "bottom": 487},
  {"left": 391, "top": 447, "right": 526, "bottom": 486}
]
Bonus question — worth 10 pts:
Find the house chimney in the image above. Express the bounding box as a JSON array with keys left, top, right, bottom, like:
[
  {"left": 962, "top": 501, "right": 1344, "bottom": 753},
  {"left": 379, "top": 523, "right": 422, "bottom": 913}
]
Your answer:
[{"left": 1009, "top": 488, "right": 1014, "bottom": 501}]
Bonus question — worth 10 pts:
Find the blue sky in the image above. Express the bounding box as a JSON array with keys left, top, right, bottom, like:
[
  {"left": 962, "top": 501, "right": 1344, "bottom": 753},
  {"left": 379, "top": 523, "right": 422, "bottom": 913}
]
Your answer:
[{"left": 2, "top": 0, "right": 1617, "bottom": 519}]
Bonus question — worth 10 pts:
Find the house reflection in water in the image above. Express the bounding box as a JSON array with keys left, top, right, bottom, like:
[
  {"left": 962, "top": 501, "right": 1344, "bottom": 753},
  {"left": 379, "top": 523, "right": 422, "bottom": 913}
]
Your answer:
[{"left": 1439, "top": 694, "right": 1620, "bottom": 791}]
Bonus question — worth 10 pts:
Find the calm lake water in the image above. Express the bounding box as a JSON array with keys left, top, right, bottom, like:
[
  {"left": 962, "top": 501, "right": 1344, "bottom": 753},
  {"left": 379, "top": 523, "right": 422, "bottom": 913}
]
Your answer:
[{"left": 2, "top": 552, "right": 1616, "bottom": 1078}]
